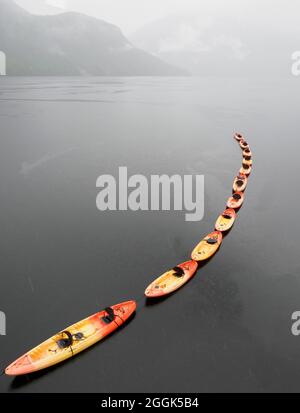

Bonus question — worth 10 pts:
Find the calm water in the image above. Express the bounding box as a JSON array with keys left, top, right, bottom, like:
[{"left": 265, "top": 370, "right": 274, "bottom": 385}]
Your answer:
[{"left": 0, "top": 76, "right": 300, "bottom": 393}]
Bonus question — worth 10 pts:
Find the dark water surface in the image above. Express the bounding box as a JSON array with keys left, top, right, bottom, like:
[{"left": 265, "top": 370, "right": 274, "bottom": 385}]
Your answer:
[{"left": 0, "top": 77, "right": 300, "bottom": 393}]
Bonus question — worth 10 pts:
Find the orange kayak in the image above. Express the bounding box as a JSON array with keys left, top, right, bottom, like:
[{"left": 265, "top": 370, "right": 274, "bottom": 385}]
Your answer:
[
  {"left": 191, "top": 231, "right": 222, "bottom": 261},
  {"left": 233, "top": 173, "right": 248, "bottom": 192},
  {"left": 243, "top": 153, "right": 252, "bottom": 161},
  {"left": 242, "top": 157, "right": 253, "bottom": 166},
  {"left": 234, "top": 133, "right": 244, "bottom": 141},
  {"left": 145, "top": 260, "right": 198, "bottom": 298},
  {"left": 243, "top": 148, "right": 252, "bottom": 158},
  {"left": 5, "top": 301, "right": 136, "bottom": 376},
  {"left": 227, "top": 191, "right": 244, "bottom": 209},
  {"left": 239, "top": 140, "right": 250, "bottom": 150},
  {"left": 215, "top": 208, "right": 236, "bottom": 232},
  {"left": 240, "top": 163, "right": 252, "bottom": 176}
]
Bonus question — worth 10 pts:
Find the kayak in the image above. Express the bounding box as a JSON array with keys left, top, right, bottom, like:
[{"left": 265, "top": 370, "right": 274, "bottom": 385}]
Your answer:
[
  {"left": 145, "top": 260, "right": 198, "bottom": 298},
  {"left": 242, "top": 158, "right": 253, "bottom": 166},
  {"left": 240, "top": 163, "right": 252, "bottom": 176},
  {"left": 234, "top": 133, "right": 244, "bottom": 141},
  {"left": 243, "top": 148, "right": 252, "bottom": 158},
  {"left": 233, "top": 173, "right": 248, "bottom": 192},
  {"left": 5, "top": 301, "right": 136, "bottom": 376},
  {"left": 243, "top": 153, "right": 252, "bottom": 161},
  {"left": 191, "top": 231, "right": 223, "bottom": 261},
  {"left": 215, "top": 208, "right": 236, "bottom": 232},
  {"left": 227, "top": 191, "right": 244, "bottom": 209},
  {"left": 239, "top": 140, "right": 250, "bottom": 150}
]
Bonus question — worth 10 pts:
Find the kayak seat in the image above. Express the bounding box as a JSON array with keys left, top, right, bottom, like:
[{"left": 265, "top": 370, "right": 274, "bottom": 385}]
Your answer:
[
  {"left": 172, "top": 266, "right": 185, "bottom": 278},
  {"left": 207, "top": 238, "right": 218, "bottom": 245},
  {"left": 57, "top": 331, "right": 73, "bottom": 349},
  {"left": 233, "top": 193, "right": 241, "bottom": 200},
  {"left": 101, "top": 307, "right": 115, "bottom": 324}
]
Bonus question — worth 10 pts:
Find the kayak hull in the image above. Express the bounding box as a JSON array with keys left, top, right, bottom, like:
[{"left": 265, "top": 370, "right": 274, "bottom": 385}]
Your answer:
[
  {"left": 191, "top": 231, "right": 223, "bottom": 261},
  {"left": 5, "top": 301, "right": 136, "bottom": 376},
  {"left": 243, "top": 149, "right": 252, "bottom": 158},
  {"left": 145, "top": 260, "right": 198, "bottom": 298},
  {"left": 227, "top": 191, "right": 245, "bottom": 209},
  {"left": 233, "top": 173, "right": 248, "bottom": 192},
  {"left": 215, "top": 208, "right": 236, "bottom": 232},
  {"left": 239, "top": 140, "right": 250, "bottom": 150},
  {"left": 239, "top": 165, "right": 252, "bottom": 176},
  {"left": 234, "top": 133, "right": 244, "bottom": 141}
]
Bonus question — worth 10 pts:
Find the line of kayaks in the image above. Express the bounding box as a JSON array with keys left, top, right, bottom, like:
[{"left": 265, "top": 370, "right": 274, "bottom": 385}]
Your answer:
[
  {"left": 144, "top": 132, "right": 252, "bottom": 297},
  {"left": 5, "top": 132, "right": 252, "bottom": 376}
]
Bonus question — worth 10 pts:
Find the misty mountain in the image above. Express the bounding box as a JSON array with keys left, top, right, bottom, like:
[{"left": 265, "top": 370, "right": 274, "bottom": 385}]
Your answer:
[
  {"left": 15, "top": 0, "right": 63, "bottom": 15},
  {"left": 131, "top": 12, "right": 300, "bottom": 77},
  {"left": 0, "top": 0, "right": 186, "bottom": 76}
]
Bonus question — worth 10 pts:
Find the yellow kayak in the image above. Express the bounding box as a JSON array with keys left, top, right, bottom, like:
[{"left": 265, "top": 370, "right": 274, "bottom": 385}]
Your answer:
[
  {"left": 145, "top": 260, "right": 198, "bottom": 298},
  {"left": 191, "top": 231, "right": 223, "bottom": 261},
  {"left": 240, "top": 163, "right": 252, "bottom": 176},
  {"left": 233, "top": 173, "right": 248, "bottom": 192},
  {"left": 215, "top": 208, "right": 236, "bottom": 232},
  {"left": 5, "top": 301, "right": 136, "bottom": 376}
]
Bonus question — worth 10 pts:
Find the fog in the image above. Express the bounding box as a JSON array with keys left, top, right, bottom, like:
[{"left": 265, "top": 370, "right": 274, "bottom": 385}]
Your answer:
[
  {"left": 7, "top": 0, "right": 300, "bottom": 76},
  {"left": 16, "top": 0, "right": 300, "bottom": 35}
]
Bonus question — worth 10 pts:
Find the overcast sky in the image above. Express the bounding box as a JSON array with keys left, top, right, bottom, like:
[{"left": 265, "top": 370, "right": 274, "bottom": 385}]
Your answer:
[{"left": 16, "top": 0, "right": 300, "bottom": 35}]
